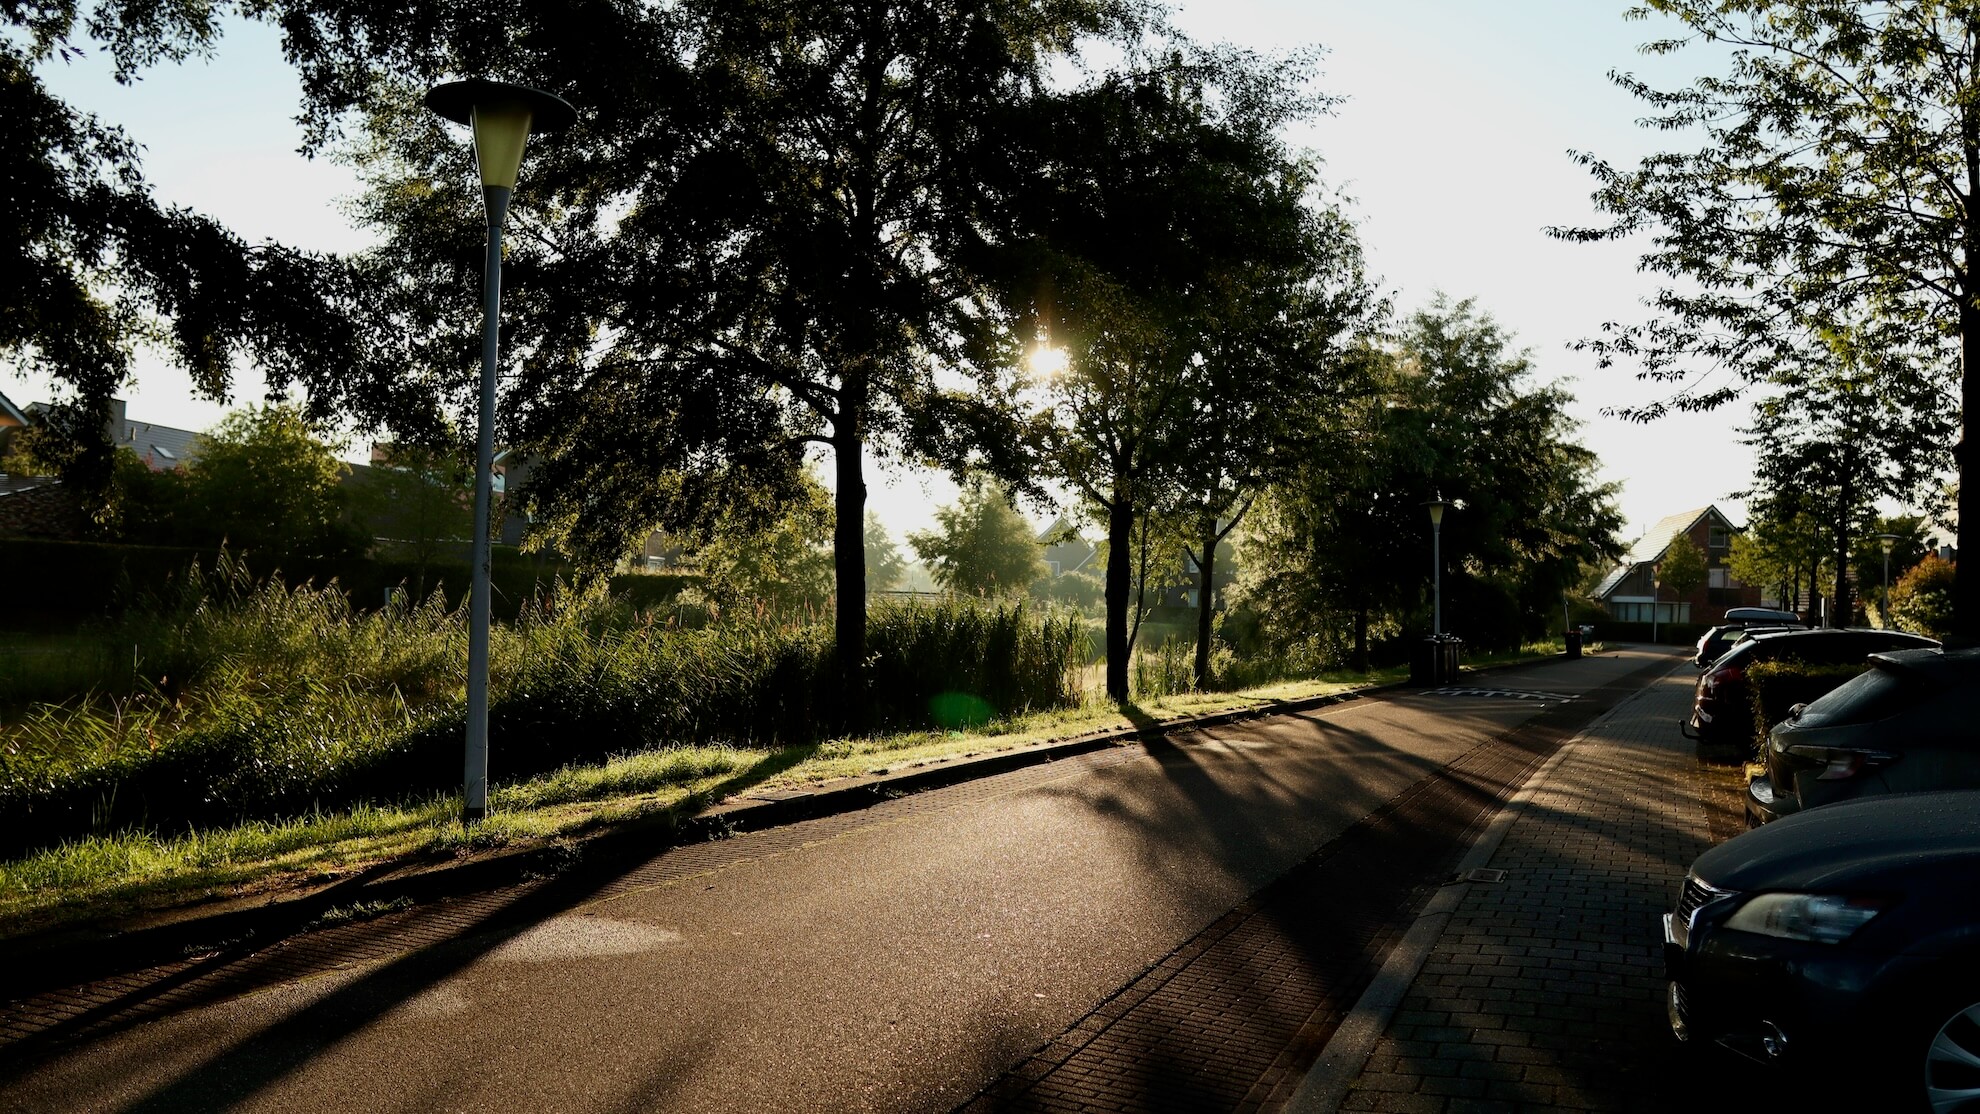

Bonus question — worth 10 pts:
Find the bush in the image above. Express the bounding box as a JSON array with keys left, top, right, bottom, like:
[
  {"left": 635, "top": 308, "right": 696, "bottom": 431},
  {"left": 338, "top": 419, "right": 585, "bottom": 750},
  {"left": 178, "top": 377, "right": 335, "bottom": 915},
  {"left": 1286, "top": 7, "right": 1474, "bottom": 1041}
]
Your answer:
[
  {"left": 1889, "top": 555, "right": 1956, "bottom": 638},
  {"left": 1746, "top": 659, "right": 1872, "bottom": 751}
]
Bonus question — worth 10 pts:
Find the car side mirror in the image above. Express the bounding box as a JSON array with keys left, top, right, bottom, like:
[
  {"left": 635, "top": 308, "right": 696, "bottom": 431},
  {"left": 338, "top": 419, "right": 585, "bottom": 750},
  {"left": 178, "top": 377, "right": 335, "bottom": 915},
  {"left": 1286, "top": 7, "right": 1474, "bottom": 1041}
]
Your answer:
[{"left": 1788, "top": 702, "right": 1807, "bottom": 722}]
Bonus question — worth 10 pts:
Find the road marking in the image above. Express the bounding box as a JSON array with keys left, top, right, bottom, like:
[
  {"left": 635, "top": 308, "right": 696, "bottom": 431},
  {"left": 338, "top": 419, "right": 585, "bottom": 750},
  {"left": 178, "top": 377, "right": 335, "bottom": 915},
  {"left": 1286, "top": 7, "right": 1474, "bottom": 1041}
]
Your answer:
[{"left": 1425, "top": 687, "right": 1575, "bottom": 702}]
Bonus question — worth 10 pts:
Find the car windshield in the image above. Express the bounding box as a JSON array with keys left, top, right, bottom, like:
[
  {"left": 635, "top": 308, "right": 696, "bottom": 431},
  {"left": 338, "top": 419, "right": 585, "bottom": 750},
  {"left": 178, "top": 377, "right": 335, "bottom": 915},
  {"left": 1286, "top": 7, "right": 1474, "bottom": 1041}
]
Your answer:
[{"left": 1799, "top": 667, "right": 1935, "bottom": 727}]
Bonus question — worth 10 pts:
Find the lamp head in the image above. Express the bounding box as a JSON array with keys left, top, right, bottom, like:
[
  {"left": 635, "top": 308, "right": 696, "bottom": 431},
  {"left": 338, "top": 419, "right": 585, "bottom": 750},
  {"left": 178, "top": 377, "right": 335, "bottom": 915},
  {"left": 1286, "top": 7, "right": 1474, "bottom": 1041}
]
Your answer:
[
  {"left": 425, "top": 79, "right": 576, "bottom": 189},
  {"left": 1876, "top": 532, "right": 1900, "bottom": 554},
  {"left": 1424, "top": 494, "right": 1446, "bottom": 526}
]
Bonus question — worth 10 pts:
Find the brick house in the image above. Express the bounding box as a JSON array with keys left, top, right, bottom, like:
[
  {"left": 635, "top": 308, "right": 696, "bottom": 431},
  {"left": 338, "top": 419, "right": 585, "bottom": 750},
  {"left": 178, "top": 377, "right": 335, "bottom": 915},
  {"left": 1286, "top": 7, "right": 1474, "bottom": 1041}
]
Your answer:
[{"left": 1591, "top": 505, "right": 1764, "bottom": 625}]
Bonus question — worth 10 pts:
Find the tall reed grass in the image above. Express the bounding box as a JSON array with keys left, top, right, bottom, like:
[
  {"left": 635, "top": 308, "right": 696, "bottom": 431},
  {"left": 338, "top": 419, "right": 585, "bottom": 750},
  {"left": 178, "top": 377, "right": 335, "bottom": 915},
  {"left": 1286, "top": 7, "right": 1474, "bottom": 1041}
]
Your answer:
[{"left": 0, "top": 555, "right": 1089, "bottom": 856}]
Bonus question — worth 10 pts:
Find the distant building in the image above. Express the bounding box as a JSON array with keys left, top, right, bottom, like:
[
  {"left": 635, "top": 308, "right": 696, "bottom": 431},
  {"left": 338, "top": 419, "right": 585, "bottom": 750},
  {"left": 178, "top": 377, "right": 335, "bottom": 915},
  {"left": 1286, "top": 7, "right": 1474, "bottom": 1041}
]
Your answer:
[
  {"left": 1039, "top": 516, "right": 1097, "bottom": 579},
  {"left": 1591, "top": 505, "right": 1763, "bottom": 625}
]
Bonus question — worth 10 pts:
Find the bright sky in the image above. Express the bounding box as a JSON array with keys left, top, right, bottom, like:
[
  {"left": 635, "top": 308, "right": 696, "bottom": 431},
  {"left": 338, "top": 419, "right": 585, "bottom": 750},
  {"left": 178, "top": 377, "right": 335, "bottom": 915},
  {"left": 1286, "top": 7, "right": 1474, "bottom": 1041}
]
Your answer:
[{"left": 9, "top": 3, "right": 1777, "bottom": 549}]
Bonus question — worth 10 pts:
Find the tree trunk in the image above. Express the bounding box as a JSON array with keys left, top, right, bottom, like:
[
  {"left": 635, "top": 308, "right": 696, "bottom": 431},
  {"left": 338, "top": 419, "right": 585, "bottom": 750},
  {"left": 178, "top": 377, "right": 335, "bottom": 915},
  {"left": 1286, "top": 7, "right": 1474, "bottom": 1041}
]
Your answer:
[
  {"left": 832, "top": 399, "right": 868, "bottom": 727},
  {"left": 1809, "top": 563, "right": 1822, "bottom": 628},
  {"left": 1959, "top": 301, "right": 1978, "bottom": 640},
  {"left": 1104, "top": 492, "right": 1133, "bottom": 702},
  {"left": 1192, "top": 514, "right": 1216, "bottom": 690},
  {"left": 1832, "top": 475, "right": 1854, "bottom": 628},
  {"left": 1353, "top": 605, "right": 1370, "bottom": 672}
]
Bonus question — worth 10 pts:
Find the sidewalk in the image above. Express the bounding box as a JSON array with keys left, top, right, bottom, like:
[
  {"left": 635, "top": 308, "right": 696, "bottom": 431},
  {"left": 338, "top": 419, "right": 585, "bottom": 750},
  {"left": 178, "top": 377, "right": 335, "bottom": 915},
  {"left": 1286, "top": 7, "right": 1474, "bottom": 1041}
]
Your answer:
[{"left": 1305, "top": 657, "right": 1749, "bottom": 1112}]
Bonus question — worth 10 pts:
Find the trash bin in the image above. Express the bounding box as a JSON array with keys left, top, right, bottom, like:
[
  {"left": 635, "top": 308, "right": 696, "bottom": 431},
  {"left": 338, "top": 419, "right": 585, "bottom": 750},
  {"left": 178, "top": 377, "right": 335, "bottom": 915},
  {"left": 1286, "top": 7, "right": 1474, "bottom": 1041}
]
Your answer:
[
  {"left": 1414, "top": 634, "right": 1464, "bottom": 685},
  {"left": 1411, "top": 637, "right": 1437, "bottom": 685},
  {"left": 1435, "top": 635, "right": 1462, "bottom": 684},
  {"left": 1564, "top": 628, "right": 1582, "bottom": 659}
]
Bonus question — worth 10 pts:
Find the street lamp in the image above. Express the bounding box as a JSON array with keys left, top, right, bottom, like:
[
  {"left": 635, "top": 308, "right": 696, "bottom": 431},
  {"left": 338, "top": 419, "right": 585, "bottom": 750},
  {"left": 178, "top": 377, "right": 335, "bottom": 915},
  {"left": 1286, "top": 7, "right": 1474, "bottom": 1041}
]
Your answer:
[
  {"left": 1425, "top": 494, "right": 1446, "bottom": 638},
  {"left": 1651, "top": 566, "right": 1661, "bottom": 644},
  {"left": 1876, "top": 533, "right": 1902, "bottom": 628},
  {"left": 425, "top": 78, "right": 576, "bottom": 824}
]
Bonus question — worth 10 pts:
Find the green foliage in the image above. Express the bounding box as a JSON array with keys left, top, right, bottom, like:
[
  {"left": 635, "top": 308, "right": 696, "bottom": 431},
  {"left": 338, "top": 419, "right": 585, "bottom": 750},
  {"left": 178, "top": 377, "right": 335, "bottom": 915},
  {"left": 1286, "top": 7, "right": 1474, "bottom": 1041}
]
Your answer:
[
  {"left": 685, "top": 475, "right": 834, "bottom": 611},
  {"left": 1555, "top": 0, "right": 1974, "bottom": 634},
  {"left": 864, "top": 512, "right": 907, "bottom": 594},
  {"left": 0, "top": 558, "right": 1088, "bottom": 855},
  {"left": 279, "top": 0, "right": 1149, "bottom": 705},
  {"left": 1236, "top": 298, "right": 1623, "bottom": 659},
  {"left": 1890, "top": 555, "right": 1957, "bottom": 638},
  {"left": 2, "top": 13, "right": 367, "bottom": 526},
  {"left": 908, "top": 480, "right": 1047, "bottom": 597},
  {"left": 107, "top": 404, "right": 369, "bottom": 563},
  {"left": 997, "top": 46, "right": 1356, "bottom": 698},
  {"left": 1033, "top": 567, "right": 1103, "bottom": 610},
  {"left": 1727, "top": 506, "right": 1826, "bottom": 614},
  {"left": 1657, "top": 535, "right": 1708, "bottom": 600},
  {"left": 1131, "top": 636, "right": 1196, "bottom": 700},
  {"left": 1747, "top": 660, "right": 1874, "bottom": 755},
  {"left": 183, "top": 404, "right": 369, "bottom": 561}
]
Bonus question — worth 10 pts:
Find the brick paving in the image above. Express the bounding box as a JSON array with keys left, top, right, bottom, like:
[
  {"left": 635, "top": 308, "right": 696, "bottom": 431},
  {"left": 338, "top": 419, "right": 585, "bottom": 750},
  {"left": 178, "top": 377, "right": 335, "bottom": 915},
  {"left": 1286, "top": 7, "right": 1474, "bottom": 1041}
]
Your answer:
[{"left": 1335, "top": 662, "right": 1753, "bottom": 1113}]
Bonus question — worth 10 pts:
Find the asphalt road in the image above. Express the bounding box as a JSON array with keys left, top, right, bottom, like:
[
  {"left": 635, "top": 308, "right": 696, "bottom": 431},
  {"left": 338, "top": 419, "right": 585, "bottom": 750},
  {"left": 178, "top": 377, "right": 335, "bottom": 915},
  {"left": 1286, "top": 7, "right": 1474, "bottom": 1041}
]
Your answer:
[{"left": 0, "top": 648, "right": 1670, "bottom": 1113}]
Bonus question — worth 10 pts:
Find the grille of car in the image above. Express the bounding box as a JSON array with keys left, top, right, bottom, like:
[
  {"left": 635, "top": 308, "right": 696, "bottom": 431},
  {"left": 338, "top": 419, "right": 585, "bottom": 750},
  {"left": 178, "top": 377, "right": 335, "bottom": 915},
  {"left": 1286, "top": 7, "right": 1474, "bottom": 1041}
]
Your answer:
[{"left": 1672, "top": 876, "right": 1734, "bottom": 950}]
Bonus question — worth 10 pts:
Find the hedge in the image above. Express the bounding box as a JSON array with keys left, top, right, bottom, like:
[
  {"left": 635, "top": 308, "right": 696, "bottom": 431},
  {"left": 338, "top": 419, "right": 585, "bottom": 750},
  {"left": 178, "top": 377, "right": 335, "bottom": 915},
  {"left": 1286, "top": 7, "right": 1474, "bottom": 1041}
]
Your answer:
[{"left": 1746, "top": 659, "right": 1872, "bottom": 750}]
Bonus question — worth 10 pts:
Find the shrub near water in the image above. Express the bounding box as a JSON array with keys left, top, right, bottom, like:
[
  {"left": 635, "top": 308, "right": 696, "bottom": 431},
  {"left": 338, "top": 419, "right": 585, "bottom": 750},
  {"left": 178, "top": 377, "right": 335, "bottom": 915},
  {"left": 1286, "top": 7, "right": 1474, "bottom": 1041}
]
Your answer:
[{"left": 0, "top": 562, "right": 1089, "bottom": 856}]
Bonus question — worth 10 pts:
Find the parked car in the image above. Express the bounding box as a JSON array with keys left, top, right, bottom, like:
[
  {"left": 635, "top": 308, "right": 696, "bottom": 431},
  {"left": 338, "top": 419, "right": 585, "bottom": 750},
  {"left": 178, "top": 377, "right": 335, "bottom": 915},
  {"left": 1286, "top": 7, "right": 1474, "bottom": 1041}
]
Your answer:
[
  {"left": 1745, "top": 646, "right": 1980, "bottom": 826},
  {"left": 1693, "top": 623, "right": 1800, "bottom": 669},
  {"left": 1682, "top": 628, "right": 1940, "bottom": 752},
  {"left": 1664, "top": 789, "right": 1980, "bottom": 1106}
]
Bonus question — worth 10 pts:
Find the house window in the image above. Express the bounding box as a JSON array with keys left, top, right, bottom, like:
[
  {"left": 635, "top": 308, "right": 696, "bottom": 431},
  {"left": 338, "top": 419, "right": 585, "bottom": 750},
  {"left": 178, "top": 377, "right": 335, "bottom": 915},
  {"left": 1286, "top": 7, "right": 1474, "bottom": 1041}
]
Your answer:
[
  {"left": 1708, "top": 525, "right": 1732, "bottom": 552},
  {"left": 1709, "top": 567, "right": 1730, "bottom": 589}
]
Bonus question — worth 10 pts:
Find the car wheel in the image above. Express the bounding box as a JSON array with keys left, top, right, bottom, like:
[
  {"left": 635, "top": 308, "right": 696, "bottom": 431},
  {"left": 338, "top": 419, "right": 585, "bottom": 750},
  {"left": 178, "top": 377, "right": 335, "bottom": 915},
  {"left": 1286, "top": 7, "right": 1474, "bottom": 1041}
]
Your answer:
[{"left": 1919, "top": 993, "right": 1980, "bottom": 1112}]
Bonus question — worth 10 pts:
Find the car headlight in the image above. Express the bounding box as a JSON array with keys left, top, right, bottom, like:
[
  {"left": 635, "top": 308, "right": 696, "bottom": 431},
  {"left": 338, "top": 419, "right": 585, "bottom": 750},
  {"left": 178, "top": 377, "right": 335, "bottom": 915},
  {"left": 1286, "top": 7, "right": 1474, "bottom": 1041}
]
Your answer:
[{"left": 1723, "top": 893, "right": 1890, "bottom": 944}]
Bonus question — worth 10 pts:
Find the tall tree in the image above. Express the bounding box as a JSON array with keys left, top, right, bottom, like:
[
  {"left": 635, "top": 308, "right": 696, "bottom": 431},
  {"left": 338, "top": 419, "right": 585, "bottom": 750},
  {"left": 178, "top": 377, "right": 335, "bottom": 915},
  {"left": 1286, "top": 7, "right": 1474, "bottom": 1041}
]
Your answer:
[
  {"left": 999, "top": 48, "right": 1335, "bottom": 700},
  {"left": 272, "top": 0, "right": 1142, "bottom": 721},
  {"left": 1741, "top": 346, "right": 1955, "bottom": 625},
  {"left": 1175, "top": 197, "right": 1378, "bottom": 687},
  {"left": 1553, "top": 0, "right": 1974, "bottom": 636}
]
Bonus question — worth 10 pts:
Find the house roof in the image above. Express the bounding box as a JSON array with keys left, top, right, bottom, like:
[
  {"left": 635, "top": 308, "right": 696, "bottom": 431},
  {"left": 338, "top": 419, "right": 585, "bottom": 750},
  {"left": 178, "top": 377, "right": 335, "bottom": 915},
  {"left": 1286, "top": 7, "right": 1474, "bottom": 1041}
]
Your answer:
[
  {"left": 119, "top": 419, "right": 202, "bottom": 469},
  {"left": 0, "top": 389, "right": 26, "bottom": 426},
  {"left": 1591, "top": 506, "right": 1730, "bottom": 598}
]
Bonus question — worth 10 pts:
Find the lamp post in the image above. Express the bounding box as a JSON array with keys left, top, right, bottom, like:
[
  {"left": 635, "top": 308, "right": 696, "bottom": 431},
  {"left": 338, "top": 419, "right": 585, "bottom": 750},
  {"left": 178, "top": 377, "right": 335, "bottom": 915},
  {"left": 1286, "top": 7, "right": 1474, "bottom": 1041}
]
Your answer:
[
  {"left": 1425, "top": 495, "right": 1447, "bottom": 637},
  {"left": 1876, "top": 533, "right": 1901, "bottom": 627},
  {"left": 1651, "top": 566, "right": 1662, "bottom": 645},
  {"left": 425, "top": 79, "right": 576, "bottom": 824}
]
